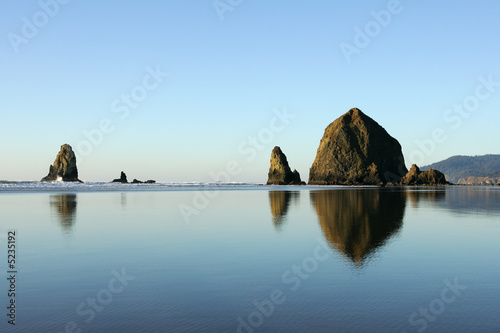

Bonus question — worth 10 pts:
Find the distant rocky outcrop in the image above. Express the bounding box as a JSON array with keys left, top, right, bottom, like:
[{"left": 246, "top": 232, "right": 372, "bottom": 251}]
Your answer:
[
  {"left": 111, "top": 173, "right": 156, "bottom": 184},
  {"left": 41, "top": 144, "right": 81, "bottom": 182},
  {"left": 267, "top": 147, "right": 305, "bottom": 185},
  {"left": 308, "top": 108, "right": 407, "bottom": 185},
  {"left": 457, "top": 171, "right": 500, "bottom": 185},
  {"left": 132, "top": 179, "right": 156, "bottom": 184},
  {"left": 400, "top": 164, "right": 448, "bottom": 185},
  {"left": 112, "top": 171, "right": 128, "bottom": 183}
]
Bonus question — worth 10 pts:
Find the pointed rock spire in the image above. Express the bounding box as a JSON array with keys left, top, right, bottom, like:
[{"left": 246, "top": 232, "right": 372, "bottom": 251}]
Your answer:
[
  {"left": 41, "top": 144, "right": 81, "bottom": 182},
  {"left": 267, "top": 147, "right": 304, "bottom": 185}
]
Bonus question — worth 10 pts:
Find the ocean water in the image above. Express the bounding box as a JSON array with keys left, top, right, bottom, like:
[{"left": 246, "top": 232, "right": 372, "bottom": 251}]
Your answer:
[{"left": 0, "top": 184, "right": 499, "bottom": 332}]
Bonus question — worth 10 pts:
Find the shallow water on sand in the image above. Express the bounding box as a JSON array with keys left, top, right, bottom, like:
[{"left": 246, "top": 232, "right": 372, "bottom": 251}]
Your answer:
[{"left": 0, "top": 186, "right": 499, "bottom": 332}]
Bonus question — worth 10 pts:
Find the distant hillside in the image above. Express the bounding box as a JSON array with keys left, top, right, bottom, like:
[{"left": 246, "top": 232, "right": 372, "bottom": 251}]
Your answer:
[
  {"left": 488, "top": 169, "right": 500, "bottom": 178},
  {"left": 421, "top": 155, "right": 500, "bottom": 183}
]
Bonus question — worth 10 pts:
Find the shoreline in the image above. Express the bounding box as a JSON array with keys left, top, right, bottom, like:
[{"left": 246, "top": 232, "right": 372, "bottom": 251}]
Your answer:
[{"left": 0, "top": 181, "right": 498, "bottom": 195}]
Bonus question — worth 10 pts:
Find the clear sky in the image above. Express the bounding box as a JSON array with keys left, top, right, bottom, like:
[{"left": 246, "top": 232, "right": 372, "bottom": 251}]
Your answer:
[{"left": 1, "top": 0, "right": 499, "bottom": 182}]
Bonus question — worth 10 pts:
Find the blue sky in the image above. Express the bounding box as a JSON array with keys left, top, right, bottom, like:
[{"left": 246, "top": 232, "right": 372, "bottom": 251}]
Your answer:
[{"left": 1, "top": 0, "right": 499, "bottom": 182}]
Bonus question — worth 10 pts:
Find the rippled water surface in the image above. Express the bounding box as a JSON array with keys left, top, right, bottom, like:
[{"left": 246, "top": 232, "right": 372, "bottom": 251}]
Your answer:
[{"left": 0, "top": 185, "right": 499, "bottom": 332}]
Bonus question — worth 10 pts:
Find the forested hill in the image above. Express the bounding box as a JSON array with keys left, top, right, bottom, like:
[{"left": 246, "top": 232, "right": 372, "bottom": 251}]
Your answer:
[{"left": 421, "top": 155, "right": 500, "bottom": 183}]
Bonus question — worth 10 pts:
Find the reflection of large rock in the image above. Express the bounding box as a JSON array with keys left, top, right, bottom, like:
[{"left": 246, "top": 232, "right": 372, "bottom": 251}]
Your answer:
[
  {"left": 309, "top": 108, "right": 407, "bottom": 185},
  {"left": 41, "top": 144, "right": 81, "bottom": 182},
  {"left": 267, "top": 147, "right": 304, "bottom": 185},
  {"left": 310, "top": 189, "right": 405, "bottom": 266},
  {"left": 50, "top": 194, "right": 77, "bottom": 234},
  {"left": 268, "top": 191, "right": 299, "bottom": 228},
  {"left": 401, "top": 164, "right": 448, "bottom": 185}
]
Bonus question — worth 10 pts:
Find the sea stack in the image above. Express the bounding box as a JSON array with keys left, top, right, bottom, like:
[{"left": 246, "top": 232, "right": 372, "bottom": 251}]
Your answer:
[
  {"left": 41, "top": 144, "right": 81, "bottom": 182},
  {"left": 308, "top": 108, "right": 408, "bottom": 185},
  {"left": 112, "top": 172, "right": 128, "bottom": 183},
  {"left": 132, "top": 179, "right": 156, "bottom": 184},
  {"left": 267, "top": 146, "right": 304, "bottom": 185},
  {"left": 400, "top": 164, "right": 448, "bottom": 185}
]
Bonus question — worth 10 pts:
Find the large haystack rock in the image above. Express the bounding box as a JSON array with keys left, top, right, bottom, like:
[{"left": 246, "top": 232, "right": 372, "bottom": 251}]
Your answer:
[
  {"left": 309, "top": 108, "right": 407, "bottom": 185},
  {"left": 267, "top": 146, "right": 304, "bottom": 185},
  {"left": 41, "top": 144, "right": 81, "bottom": 182}
]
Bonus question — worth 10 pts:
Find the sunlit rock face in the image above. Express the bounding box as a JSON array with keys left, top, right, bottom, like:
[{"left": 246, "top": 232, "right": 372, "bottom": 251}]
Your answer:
[
  {"left": 401, "top": 164, "right": 448, "bottom": 185},
  {"left": 267, "top": 146, "right": 304, "bottom": 185},
  {"left": 309, "top": 108, "right": 407, "bottom": 185},
  {"left": 310, "top": 189, "right": 406, "bottom": 266},
  {"left": 41, "top": 144, "right": 81, "bottom": 182}
]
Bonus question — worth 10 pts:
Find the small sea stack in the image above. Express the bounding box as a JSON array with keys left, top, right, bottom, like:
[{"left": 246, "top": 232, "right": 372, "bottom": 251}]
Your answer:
[
  {"left": 112, "top": 171, "right": 128, "bottom": 183},
  {"left": 400, "top": 164, "right": 449, "bottom": 185},
  {"left": 132, "top": 179, "right": 156, "bottom": 184},
  {"left": 267, "top": 146, "right": 305, "bottom": 185}
]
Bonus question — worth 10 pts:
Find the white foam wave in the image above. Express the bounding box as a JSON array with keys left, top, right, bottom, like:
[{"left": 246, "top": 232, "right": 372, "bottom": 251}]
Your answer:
[{"left": 0, "top": 181, "right": 264, "bottom": 193}]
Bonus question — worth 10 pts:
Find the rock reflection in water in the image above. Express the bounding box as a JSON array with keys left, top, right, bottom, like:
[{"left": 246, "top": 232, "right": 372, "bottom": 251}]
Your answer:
[
  {"left": 405, "top": 188, "right": 446, "bottom": 208},
  {"left": 50, "top": 194, "right": 77, "bottom": 234},
  {"left": 405, "top": 186, "right": 500, "bottom": 215},
  {"left": 121, "top": 193, "right": 127, "bottom": 208},
  {"left": 268, "top": 191, "right": 300, "bottom": 228},
  {"left": 310, "top": 189, "right": 406, "bottom": 266}
]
